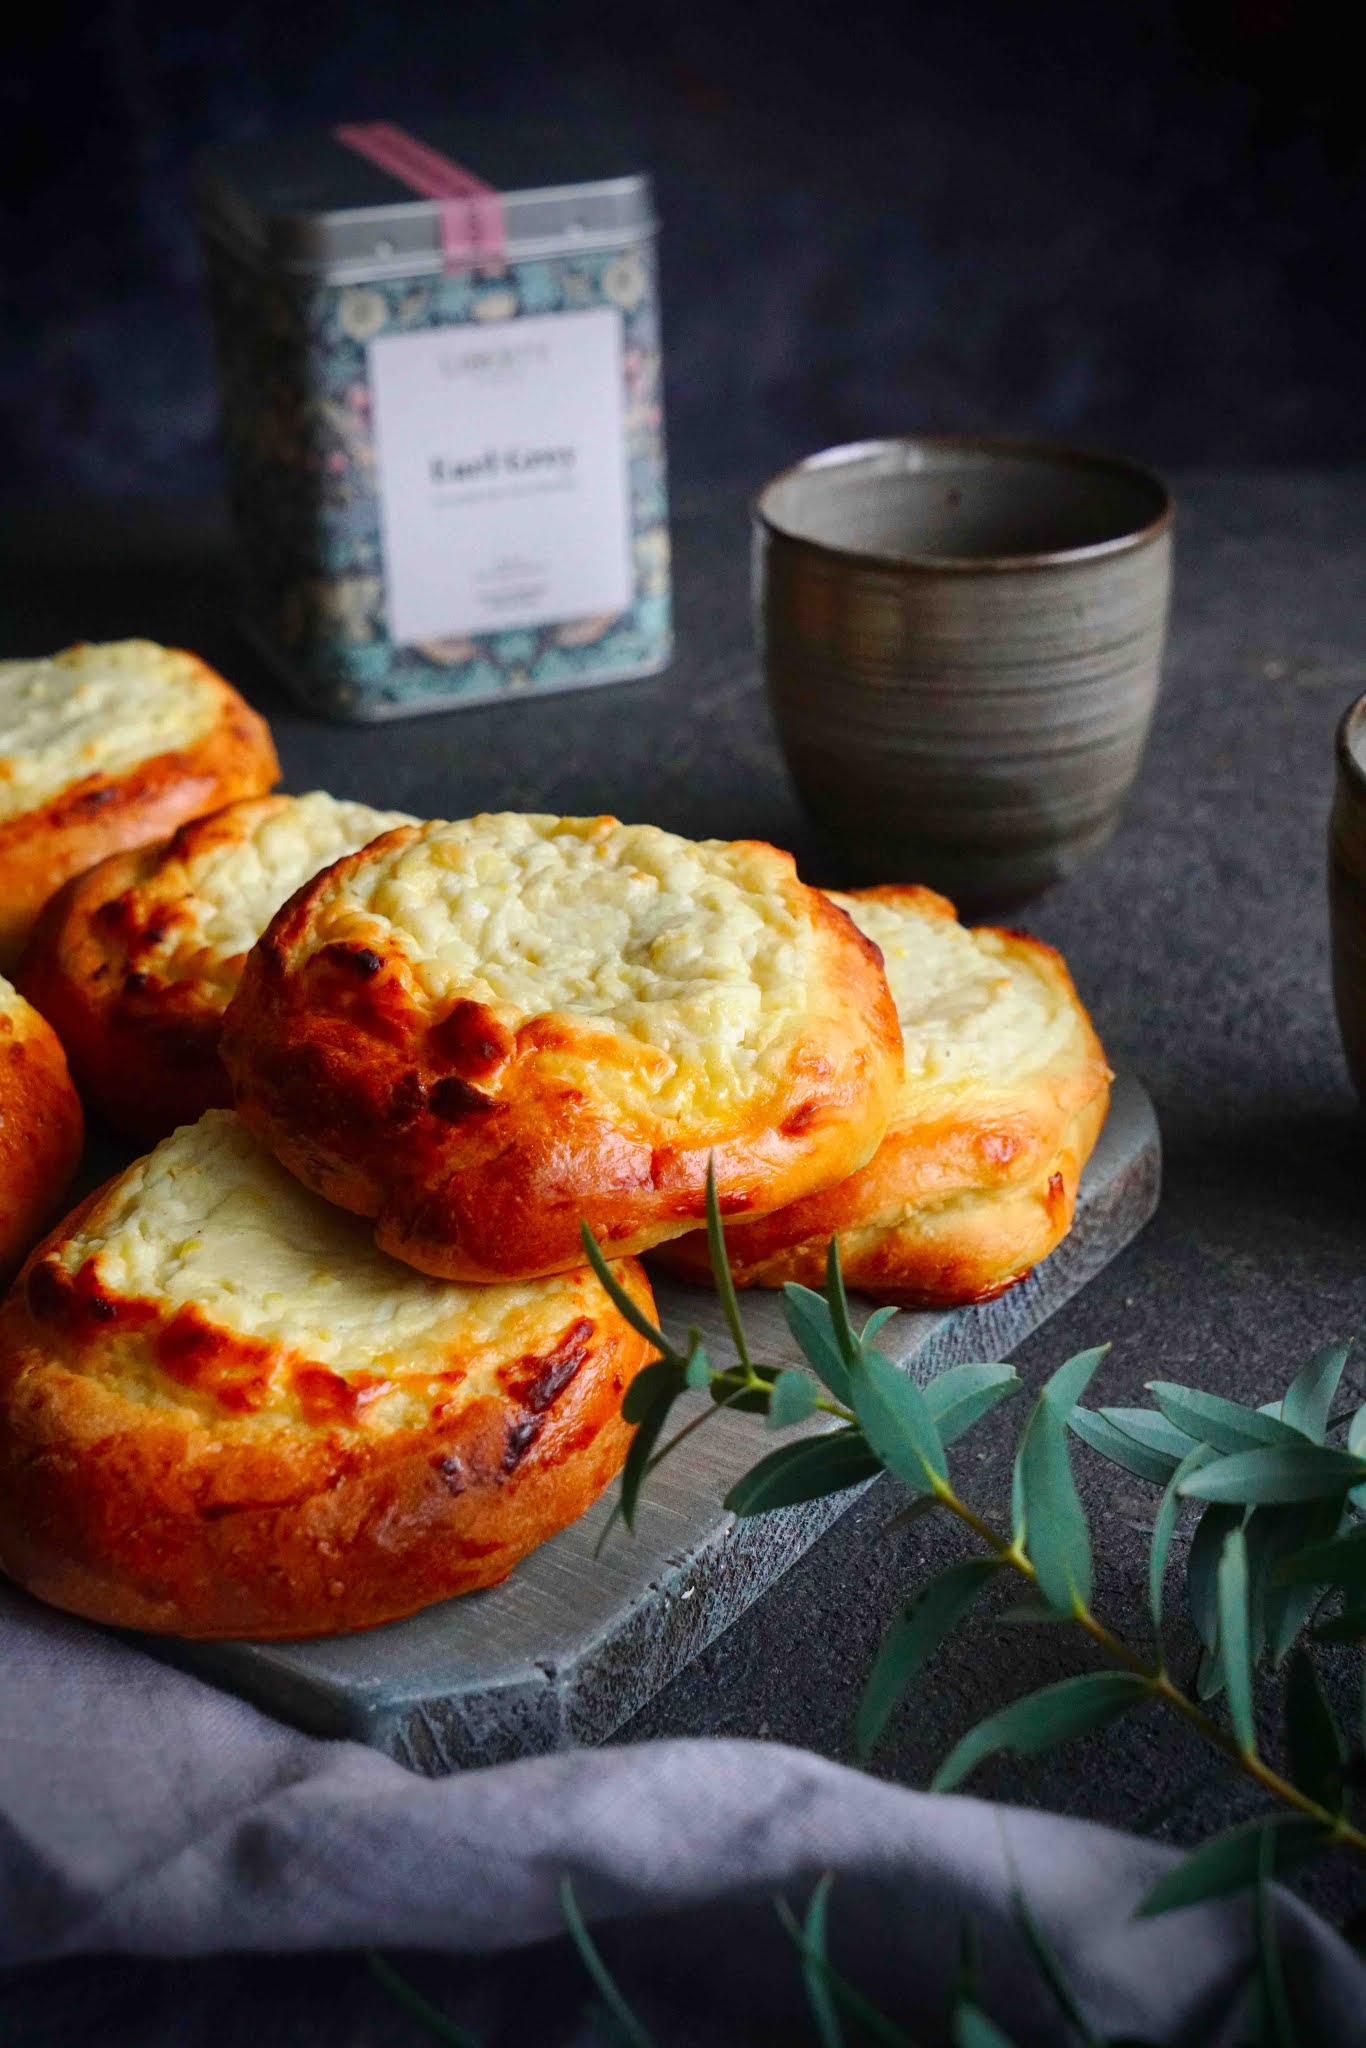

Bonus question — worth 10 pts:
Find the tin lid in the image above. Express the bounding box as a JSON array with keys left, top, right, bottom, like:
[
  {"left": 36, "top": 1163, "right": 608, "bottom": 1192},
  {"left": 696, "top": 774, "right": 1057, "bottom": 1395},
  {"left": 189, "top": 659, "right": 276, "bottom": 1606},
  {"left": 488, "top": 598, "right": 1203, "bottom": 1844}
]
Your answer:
[{"left": 194, "top": 124, "right": 655, "bottom": 280}]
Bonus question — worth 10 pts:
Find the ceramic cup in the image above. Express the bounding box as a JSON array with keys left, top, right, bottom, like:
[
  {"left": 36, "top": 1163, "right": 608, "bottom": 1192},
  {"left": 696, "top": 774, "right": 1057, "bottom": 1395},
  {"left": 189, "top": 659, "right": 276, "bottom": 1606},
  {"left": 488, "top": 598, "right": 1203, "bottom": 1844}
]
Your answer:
[
  {"left": 1330, "top": 693, "right": 1366, "bottom": 1104},
  {"left": 755, "top": 435, "right": 1173, "bottom": 908}
]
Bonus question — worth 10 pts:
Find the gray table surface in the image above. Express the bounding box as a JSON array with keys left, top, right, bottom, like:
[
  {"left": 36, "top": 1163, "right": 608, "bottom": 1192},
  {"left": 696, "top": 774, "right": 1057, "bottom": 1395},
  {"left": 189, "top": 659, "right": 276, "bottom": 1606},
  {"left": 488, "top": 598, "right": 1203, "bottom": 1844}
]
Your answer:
[{"left": 3, "top": 469, "right": 1366, "bottom": 2026}]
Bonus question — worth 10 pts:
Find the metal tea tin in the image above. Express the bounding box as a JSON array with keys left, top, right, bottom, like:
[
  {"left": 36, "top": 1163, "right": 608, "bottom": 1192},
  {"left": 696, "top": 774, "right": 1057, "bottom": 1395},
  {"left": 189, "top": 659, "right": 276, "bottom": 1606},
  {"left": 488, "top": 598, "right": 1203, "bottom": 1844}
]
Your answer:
[{"left": 194, "top": 127, "right": 670, "bottom": 720}]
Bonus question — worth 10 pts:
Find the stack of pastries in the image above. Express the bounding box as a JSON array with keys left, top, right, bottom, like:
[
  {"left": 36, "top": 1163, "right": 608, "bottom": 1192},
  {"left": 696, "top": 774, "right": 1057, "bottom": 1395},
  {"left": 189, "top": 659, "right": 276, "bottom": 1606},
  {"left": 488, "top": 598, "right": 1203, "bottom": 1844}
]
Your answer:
[{"left": 0, "top": 641, "right": 1111, "bottom": 1640}]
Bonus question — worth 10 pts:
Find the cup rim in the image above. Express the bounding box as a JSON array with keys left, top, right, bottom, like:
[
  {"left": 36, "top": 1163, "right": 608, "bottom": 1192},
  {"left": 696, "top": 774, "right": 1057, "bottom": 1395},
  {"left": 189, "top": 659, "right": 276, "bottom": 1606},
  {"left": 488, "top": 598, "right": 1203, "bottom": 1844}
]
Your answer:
[
  {"left": 1336, "top": 692, "right": 1366, "bottom": 795},
  {"left": 752, "top": 433, "right": 1174, "bottom": 573}
]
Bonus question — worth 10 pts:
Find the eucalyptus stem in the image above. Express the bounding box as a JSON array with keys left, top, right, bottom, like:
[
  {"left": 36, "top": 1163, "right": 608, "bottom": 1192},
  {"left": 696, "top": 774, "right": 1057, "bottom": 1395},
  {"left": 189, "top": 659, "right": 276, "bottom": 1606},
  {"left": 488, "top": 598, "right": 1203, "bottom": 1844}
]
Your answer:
[
  {"left": 922, "top": 1469, "right": 1366, "bottom": 1856},
  {"left": 593, "top": 1196, "right": 1366, "bottom": 1908},
  {"left": 712, "top": 1342, "right": 1365, "bottom": 1848}
]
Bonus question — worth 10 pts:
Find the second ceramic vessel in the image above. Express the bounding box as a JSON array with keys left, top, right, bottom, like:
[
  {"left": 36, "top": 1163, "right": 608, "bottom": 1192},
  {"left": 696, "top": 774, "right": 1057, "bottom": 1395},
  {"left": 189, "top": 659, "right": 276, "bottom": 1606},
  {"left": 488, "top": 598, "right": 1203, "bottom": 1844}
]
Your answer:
[{"left": 756, "top": 436, "right": 1173, "bottom": 909}]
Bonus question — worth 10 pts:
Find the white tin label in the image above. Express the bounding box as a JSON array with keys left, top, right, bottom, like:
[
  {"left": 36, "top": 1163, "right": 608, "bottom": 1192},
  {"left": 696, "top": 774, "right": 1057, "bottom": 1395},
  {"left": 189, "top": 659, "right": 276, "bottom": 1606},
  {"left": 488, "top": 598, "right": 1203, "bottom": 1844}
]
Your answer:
[{"left": 368, "top": 307, "right": 633, "bottom": 646}]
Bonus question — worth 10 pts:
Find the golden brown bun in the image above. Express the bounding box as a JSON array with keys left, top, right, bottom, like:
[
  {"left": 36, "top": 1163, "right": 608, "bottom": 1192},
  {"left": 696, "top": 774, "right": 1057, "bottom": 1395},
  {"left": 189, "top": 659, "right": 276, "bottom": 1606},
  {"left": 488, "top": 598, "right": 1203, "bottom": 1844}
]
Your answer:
[
  {"left": 221, "top": 814, "right": 904, "bottom": 1283},
  {"left": 0, "top": 641, "right": 280, "bottom": 971},
  {"left": 17, "top": 791, "right": 412, "bottom": 1140},
  {"left": 0, "top": 1112, "right": 657, "bottom": 1640},
  {"left": 653, "top": 885, "right": 1111, "bottom": 1306},
  {"left": 0, "top": 977, "right": 84, "bottom": 1279}
]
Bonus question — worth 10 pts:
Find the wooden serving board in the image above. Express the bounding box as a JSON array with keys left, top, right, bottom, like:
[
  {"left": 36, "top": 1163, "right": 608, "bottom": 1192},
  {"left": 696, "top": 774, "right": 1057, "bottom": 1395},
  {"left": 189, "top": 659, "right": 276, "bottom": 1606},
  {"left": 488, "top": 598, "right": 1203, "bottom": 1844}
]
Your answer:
[{"left": 148, "top": 1071, "right": 1159, "bottom": 1774}]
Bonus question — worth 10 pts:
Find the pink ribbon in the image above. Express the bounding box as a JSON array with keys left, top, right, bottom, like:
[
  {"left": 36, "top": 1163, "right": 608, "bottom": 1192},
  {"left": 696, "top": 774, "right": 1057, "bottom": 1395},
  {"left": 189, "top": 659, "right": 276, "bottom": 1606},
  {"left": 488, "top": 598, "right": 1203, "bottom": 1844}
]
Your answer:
[{"left": 334, "top": 121, "right": 507, "bottom": 272}]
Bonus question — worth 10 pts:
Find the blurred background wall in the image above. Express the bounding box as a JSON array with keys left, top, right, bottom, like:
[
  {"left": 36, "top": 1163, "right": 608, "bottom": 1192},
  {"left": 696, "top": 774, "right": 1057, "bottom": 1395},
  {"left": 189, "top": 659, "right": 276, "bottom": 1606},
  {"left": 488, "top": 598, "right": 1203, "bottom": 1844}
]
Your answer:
[{"left": 4, "top": 0, "right": 1362, "bottom": 498}]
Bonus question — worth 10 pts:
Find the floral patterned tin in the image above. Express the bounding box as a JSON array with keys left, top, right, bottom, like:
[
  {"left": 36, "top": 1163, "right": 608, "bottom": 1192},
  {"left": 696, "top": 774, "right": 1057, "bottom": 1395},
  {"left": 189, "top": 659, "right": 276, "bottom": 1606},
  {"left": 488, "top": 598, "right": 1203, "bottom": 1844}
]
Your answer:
[{"left": 194, "top": 127, "right": 670, "bottom": 720}]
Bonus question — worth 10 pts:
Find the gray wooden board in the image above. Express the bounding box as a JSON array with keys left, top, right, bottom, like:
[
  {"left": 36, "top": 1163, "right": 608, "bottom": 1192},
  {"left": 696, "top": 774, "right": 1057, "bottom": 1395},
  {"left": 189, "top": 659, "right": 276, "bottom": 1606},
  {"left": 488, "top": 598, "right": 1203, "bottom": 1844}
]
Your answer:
[{"left": 149, "top": 1071, "right": 1159, "bottom": 1773}]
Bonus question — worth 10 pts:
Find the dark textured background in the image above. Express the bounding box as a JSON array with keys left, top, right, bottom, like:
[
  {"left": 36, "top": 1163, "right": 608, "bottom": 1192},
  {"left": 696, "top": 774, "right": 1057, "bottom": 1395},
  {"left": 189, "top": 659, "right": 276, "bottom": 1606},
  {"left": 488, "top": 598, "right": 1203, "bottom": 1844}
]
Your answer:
[
  {"left": 4, "top": 0, "right": 1364, "bottom": 494},
  {"left": 3, "top": 466, "right": 1366, "bottom": 2048},
  {"left": 4, "top": 8, "right": 1366, "bottom": 2040}
]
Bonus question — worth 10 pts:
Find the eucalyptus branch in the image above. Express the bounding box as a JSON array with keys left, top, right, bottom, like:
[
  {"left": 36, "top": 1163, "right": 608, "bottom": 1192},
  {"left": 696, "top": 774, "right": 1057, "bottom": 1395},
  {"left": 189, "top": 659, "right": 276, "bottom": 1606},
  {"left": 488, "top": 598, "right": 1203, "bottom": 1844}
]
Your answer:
[
  {"left": 371, "top": 1864, "right": 1296, "bottom": 2046},
  {"left": 904, "top": 1459, "right": 1366, "bottom": 1856},
  {"left": 588, "top": 1171, "right": 1366, "bottom": 1917}
]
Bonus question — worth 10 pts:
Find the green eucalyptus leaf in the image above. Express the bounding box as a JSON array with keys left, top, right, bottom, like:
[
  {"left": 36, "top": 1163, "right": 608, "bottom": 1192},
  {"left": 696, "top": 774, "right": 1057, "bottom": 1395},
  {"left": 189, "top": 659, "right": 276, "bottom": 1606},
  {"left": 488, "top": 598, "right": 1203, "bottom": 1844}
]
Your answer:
[
  {"left": 1196, "top": 1645, "right": 1225, "bottom": 1699},
  {"left": 1217, "top": 1526, "right": 1256, "bottom": 1755},
  {"left": 1253, "top": 1499, "right": 1335, "bottom": 1671},
  {"left": 932, "top": 1671, "right": 1149, "bottom": 1792},
  {"left": 1014, "top": 1349, "right": 1107, "bottom": 1614},
  {"left": 768, "top": 1368, "right": 820, "bottom": 1430},
  {"left": 855, "top": 1557, "right": 1001, "bottom": 1758},
  {"left": 1350, "top": 1405, "right": 1366, "bottom": 1518},
  {"left": 580, "top": 1224, "right": 669, "bottom": 1353},
  {"left": 619, "top": 1375, "right": 685, "bottom": 1531},
  {"left": 622, "top": 1357, "right": 684, "bottom": 1424},
  {"left": 558, "top": 1877, "right": 658, "bottom": 2048},
  {"left": 684, "top": 1345, "right": 713, "bottom": 1391},
  {"left": 1150, "top": 1446, "right": 1215, "bottom": 1635},
  {"left": 926, "top": 1362, "right": 1020, "bottom": 1445},
  {"left": 800, "top": 1873, "right": 842, "bottom": 2048},
  {"left": 1099, "top": 1407, "right": 1201, "bottom": 1462},
  {"left": 1277, "top": 1523, "right": 1366, "bottom": 1593},
  {"left": 1241, "top": 1506, "right": 1286, "bottom": 1668},
  {"left": 703, "top": 1155, "right": 755, "bottom": 1375},
  {"left": 1180, "top": 1445, "right": 1366, "bottom": 1506},
  {"left": 848, "top": 1346, "right": 947, "bottom": 1490},
  {"left": 1265, "top": 1574, "right": 1327, "bottom": 1669},
  {"left": 1149, "top": 1383, "right": 1305, "bottom": 1455},
  {"left": 1254, "top": 1825, "right": 1296, "bottom": 2048},
  {"left": 724, "top": 1430, "right": 882, "bottom": 1516},
  {"left": 1284, "top": 1647, "right": 1344, "bottom": 1811},
  {"left": 1016, "top": 1397, "right": 1093, "bottom": 1613},
  {"left": 1188, "top": 1502, "right": 1240, "bottom": 1653},
  {"left": 953, "top": 2005, "right": 1019, "bottom": 2048},
  {"left": 861, "top": 1305, "right": 900, "bottom": 1344},
  {"left": 825, "top": 1236, "right": 860, "bottom": 1367},
  {"left": 1136, "top": 1816, "right": 1329, "bottom": 1918},
  {"left": 1266, "top": 1589, "right": 1321, "bottom": 1667},
  {"left": 1070, "top": 1406, "right": 1179, "bottom": 1486},
  {"left": 1045, "top": 1344, "right": 1112, "bottom": 1410},
  {"left": 367, "top": 1953, "right": 483, "bottom": 2048},
  {"left": 781, "top": 1285, "right": 853, "bottom": 1405},
  {"left": 772, "top": 1897, "right": 914, "bottom": 2048},
  {"left": 1280, "top": 1341, "right": 1351, "bottom": 1443}
]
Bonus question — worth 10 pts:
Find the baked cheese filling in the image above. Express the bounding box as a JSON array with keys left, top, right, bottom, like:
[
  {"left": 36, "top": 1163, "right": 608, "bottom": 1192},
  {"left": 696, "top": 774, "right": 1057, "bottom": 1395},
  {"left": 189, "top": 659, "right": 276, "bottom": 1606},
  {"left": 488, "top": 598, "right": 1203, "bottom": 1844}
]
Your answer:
[
  {"left": 299, "top": 814, "right": 836, "bottom": 1118},
  {"left": 43, "top": 1112, "right": 622, "bottom": 1432},
  {"left": 832, "top": 892, "right": 1082, "bottom": 1097},
  {"left": 128, "top": 792, "right": 413, "bottom": 989},
  {"left": 0, "top": 642, "right": 221, "bottom": 820}
]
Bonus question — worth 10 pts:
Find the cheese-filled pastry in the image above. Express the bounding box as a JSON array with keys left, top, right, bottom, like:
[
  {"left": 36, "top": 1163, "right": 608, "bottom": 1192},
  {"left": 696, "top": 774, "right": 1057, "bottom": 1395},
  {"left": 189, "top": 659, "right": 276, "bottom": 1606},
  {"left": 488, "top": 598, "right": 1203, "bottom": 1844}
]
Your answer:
[
  {"left": 0, "top": 1111, "right": 657, "bottom": 1639},
  {"left": 0, "top": 640, "right": 279, "bottom": 969},
  {"left": 0, "top": 974, "right": 83, "bottom": 1278},
  {"left": 222, "top": 813, "right": 904, "bottom": 1282},
  {"left": 654, "top": 885, "right": 1111, "bottom": 1307},
  {"left": 18, "top": 790, "right": 411, "bottom": 1138}
]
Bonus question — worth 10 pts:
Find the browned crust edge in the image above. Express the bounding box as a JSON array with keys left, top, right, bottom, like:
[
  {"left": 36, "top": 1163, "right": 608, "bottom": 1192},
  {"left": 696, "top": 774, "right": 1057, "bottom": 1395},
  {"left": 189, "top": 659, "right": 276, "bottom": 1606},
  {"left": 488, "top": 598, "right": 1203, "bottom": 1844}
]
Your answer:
[
  {"left": 220, "top": 827, "right": 905, "bottom": 1282},
  {"left": 14, "top": 800, "right": 299, "bottom": 1139},
  {"left": 0, "top": 649, "right": 279, "bottom": 974},
  {"left": 652, "top": 893, "right": 1112, "bottom": 1307},
  {"left": 0, "top": 996, "right": 84, "bottom": 1280},
  {"left": 0, "top": 1187, "right": 658, "bottom": 1639}
]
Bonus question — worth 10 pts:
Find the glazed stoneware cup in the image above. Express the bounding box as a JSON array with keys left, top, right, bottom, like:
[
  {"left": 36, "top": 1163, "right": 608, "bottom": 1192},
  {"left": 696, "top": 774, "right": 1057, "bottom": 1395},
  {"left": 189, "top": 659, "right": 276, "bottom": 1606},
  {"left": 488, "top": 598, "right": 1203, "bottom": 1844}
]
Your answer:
[
  {"left": 1330, "top": 693, "right": 1366, "bottom": 1104},
  {"left": 755, "top": 436, "right": 1173, "bottom": 909}
]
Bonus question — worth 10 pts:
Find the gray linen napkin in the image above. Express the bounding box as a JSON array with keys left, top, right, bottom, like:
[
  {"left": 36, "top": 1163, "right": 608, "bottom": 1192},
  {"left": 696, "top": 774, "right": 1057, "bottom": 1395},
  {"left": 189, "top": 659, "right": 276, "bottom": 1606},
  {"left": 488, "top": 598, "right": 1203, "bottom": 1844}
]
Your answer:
[{"left": 3, "top": 1580, "right": 1363, "bottom": 2044}]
